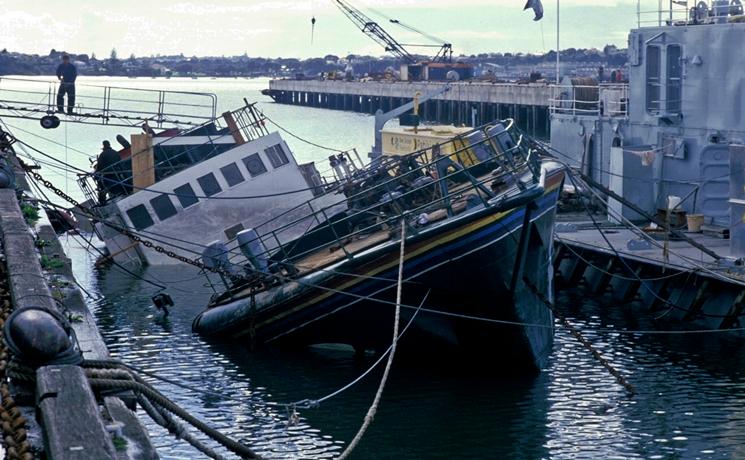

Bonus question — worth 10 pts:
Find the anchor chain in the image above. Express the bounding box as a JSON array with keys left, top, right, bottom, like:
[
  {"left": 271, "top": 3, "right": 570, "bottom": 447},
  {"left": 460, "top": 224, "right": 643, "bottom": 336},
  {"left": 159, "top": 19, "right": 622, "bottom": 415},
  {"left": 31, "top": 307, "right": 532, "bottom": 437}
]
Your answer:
[
  {"left": 21, "top": 163, "right": 244, "bottom": 280},
  {"left": 522, "top": 276, "right": 636, "bottom": 395}
]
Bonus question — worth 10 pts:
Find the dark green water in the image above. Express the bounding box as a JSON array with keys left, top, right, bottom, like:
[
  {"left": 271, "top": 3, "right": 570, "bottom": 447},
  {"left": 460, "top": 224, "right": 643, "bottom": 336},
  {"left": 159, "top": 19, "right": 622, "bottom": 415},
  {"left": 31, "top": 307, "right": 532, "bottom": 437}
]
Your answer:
[
  {"left": 15, "top": 77, "right": 745, "bottom": 459},
  {"left": 62, "top": 237, "right": 745, "bottom": 460}
]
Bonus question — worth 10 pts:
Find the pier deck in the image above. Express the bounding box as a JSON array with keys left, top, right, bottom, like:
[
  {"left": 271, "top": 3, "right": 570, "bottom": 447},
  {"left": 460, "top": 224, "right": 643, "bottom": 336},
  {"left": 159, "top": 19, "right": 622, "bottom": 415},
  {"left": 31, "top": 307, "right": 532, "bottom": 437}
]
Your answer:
[{"left": 265, "top": 79, "right": 552, "bottom": 139}]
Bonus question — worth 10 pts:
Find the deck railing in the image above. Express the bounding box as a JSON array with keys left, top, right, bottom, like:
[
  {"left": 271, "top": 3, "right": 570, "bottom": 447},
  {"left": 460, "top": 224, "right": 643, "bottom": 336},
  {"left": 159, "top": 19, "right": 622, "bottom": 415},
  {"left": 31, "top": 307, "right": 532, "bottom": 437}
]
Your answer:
[
  {"left": 549, "top": 84, "right": 629, "bottom": 117},
  {"left": 0, "top": 77, "right": 217, "bottom": 128}
]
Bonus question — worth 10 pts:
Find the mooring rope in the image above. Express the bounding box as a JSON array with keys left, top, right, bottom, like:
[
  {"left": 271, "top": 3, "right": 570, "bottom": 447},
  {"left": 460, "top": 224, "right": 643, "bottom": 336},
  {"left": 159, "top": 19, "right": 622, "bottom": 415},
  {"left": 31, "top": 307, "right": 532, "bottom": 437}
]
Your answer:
[
  {"left": 523, "top": 277, "right": 636, "bottom": 395},
  {"left": 336, "top": 220, "right": 406, "bottom": 460},
  {"left": 88, "top": 377, "right": 261, "bottom": 458},
  {"left": 289, "top": 289, "right": 430, "bottom": 411}
]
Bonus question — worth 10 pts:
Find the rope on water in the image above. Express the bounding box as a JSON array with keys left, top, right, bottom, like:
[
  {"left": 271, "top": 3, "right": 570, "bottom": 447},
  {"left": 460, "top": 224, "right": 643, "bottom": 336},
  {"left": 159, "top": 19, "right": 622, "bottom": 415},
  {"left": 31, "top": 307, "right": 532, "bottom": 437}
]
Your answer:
[
  {"left": 523, "top": 277, "right": 636, "bottom": 395},
  {"left": 289, "top": 289, "right": 430, "bottom": 411},
  {"left": 335, "top": 220, "right": 406, "bottom": 460}
]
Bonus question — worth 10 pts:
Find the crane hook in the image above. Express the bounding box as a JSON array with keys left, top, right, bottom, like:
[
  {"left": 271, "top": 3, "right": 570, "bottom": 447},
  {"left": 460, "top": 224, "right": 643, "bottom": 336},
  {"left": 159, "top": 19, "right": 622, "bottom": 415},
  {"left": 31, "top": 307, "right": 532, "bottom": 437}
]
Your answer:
[{"left": 311, "top": 16, "right": 317, "bottom": 45}]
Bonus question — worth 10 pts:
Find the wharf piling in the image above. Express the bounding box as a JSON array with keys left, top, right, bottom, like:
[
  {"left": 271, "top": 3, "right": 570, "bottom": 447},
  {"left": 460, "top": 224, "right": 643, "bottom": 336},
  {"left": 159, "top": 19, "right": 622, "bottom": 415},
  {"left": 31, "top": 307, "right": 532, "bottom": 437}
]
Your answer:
[
  {"left": 264, "top": 79, "right": 552, "bottom": 140},
  {"left": 0, "top": 153, "right": 157, "bottom": 458}
]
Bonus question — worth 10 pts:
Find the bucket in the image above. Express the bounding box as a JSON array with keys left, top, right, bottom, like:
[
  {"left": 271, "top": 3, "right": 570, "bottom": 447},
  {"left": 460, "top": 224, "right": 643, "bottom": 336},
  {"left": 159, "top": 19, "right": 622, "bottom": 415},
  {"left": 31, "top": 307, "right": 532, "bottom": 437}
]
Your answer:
[{"left": 687, "top": 214, "right": 705, "bottom": 233}]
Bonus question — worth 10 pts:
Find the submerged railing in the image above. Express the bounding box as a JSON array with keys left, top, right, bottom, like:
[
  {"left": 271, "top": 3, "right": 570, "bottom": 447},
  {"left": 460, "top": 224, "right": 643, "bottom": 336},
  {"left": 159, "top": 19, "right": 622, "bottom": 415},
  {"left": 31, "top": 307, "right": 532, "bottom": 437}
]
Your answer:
[{"left": 211, "top": 119, "right": 542, "bottom": 282}]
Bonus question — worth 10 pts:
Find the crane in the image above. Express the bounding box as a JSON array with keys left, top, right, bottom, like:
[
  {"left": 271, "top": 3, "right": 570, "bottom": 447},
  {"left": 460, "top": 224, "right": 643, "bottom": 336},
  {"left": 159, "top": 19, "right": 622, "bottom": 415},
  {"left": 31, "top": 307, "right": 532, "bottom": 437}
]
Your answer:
[{"left": 333, "top": 0, "right": 451, "bottom": 64}]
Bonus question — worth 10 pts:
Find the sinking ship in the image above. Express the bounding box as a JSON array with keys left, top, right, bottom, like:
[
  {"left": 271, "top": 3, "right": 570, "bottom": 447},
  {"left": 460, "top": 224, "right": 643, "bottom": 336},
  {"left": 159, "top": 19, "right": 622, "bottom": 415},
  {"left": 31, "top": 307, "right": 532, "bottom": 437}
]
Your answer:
[
  {"left": 77, "top": 103, "right": 347, "bottom": 266},
  {"left": 192, "top": 120, "right": 565, "bottom": 370}
]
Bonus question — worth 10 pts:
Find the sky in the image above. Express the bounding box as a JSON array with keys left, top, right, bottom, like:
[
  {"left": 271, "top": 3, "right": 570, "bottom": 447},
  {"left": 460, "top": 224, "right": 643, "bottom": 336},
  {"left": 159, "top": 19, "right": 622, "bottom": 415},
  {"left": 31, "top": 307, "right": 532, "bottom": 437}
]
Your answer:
[{"left": 0, "top": 0, "right": 645, "bottom": 59}]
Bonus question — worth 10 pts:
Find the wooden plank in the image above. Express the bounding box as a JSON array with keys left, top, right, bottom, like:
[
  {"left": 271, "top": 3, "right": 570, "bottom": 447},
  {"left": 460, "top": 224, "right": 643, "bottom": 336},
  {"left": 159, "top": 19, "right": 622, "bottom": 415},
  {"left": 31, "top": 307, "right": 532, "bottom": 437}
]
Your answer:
[
  {"left": 222, "top": 111, "right": 246, "bottom": 145},
  {"left": 36, "top": 365, "right": 116, "bottom": 460},
  {"left": 130, "top": 134, "right": 155, "bottom": 191}
]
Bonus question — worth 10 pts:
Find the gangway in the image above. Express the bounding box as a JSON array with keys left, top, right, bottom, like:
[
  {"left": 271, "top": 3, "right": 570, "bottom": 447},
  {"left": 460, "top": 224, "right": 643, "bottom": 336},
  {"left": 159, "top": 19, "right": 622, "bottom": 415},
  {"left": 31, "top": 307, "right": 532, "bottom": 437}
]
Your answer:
[{"left": 0, "top": 77, "right": 217, "bottom": 130}]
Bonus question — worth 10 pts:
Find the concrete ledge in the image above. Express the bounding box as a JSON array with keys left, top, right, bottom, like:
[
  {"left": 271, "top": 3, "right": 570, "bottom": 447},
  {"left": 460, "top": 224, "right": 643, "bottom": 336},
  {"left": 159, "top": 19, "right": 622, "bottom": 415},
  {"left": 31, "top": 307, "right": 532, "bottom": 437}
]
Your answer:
[
  {"left": 0, "top": 189, "right": 56, "bottom": 312},
  {"left": 36, "top": 365, "right": 116, "bottom": 460}
]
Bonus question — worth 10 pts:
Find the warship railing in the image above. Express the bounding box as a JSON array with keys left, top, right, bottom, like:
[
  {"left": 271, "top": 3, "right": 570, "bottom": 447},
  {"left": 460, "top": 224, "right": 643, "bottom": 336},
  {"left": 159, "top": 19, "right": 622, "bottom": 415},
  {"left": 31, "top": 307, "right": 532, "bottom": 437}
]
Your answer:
[
  {"left": 219, "top": 119, "right": 542, "bottom": 273},
  {"left": 636, "top": 1, "right": 690, "bottom": 27},
  {"left": 549, "top": 84, "right": 628, "bottom": 117},
  {"left": 0, "top": 77, "right": 217, "bottom": 128}
]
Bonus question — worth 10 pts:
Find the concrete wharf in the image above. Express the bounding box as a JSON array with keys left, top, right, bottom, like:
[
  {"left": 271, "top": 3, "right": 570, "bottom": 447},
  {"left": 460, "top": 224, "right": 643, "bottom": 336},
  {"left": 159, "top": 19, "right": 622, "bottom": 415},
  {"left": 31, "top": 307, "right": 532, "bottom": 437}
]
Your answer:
[
  {"left": 264, "top": 79, "right": 552, "bottom": 140},
  {"left": 0, "top": 151, "right": 158, "bottom": 459}
]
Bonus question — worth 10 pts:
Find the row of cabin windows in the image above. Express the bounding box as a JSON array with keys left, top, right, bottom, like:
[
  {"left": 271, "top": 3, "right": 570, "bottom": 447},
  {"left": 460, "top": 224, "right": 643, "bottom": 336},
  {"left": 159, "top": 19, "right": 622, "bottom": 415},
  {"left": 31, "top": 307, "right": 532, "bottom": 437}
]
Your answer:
[
  {"left": 125, "top": 143, "right": 291, "bottom": 230},
  {"left": 645, "top": 44, "right": 682, "bottom": 115}
]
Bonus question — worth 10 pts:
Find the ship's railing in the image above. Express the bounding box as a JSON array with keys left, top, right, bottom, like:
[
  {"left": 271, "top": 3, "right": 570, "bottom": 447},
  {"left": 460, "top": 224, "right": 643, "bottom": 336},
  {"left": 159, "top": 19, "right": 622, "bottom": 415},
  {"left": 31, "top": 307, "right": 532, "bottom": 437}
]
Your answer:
[
  {"left": 216, "top": 119, "right": 541, "bottom": 277},
  {"left": 637, "top": 1, "right": 691, "bottom": 27},
  {"left": 549, "top": 84, "right": 628, "bottom": 117},
  {"left": 0, "top": 77, "right": 217, "bottom": 128},
  {"left": 78, "top": 102, "right": 270, "bottom": 203},
  {"left": 635, "top": 0, "right": 742, "bottom": 27}
]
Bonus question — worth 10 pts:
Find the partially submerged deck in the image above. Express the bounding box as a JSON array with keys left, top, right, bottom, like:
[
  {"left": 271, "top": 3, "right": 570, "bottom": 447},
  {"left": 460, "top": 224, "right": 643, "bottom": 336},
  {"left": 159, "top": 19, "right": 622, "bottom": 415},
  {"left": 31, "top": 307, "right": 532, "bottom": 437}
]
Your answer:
[
  {"left": 553, "top": 217, "right": 745, "bottom": 333},
  {"left": 555, "top": 221, "right": 735, "bottom": 278}
]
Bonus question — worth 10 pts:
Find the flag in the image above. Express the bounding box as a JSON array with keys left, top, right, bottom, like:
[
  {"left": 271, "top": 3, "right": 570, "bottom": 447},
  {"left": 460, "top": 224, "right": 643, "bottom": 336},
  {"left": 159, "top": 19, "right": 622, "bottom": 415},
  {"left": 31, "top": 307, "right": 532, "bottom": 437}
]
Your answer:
[{"left": 524, "top": 0, "right": 544, "bottom": 21}]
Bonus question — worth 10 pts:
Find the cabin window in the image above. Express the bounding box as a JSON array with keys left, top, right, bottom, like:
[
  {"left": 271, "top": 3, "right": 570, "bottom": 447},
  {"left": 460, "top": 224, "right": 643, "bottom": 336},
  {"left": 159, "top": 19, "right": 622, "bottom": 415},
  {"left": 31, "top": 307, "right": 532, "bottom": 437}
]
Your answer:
[
  {"left": 126, "top": 204, "right": 154, "bottom": 230},
  {"left": 645, "top": 45, "right": 661, "bottom": 114},
  {"left": 243, "top": 153, "right": 268, "bottom": 177},
  {"left": 666, "top": 44, "right": 682, "bottom": 114},
  {"left": 220, "top": 162, "right": 245, "bottom": 187},
  {"left": 150, "top": 194, "right": 178, "bottom": 221},
  {"left": 197, "top": 173, "right": 222, "bottom": 197},
  {"left": 174, "top": 183, "right": 199, "bottom": 208},
  {"left": 265, "top": 144, "right": 290, "bottom": 168}
]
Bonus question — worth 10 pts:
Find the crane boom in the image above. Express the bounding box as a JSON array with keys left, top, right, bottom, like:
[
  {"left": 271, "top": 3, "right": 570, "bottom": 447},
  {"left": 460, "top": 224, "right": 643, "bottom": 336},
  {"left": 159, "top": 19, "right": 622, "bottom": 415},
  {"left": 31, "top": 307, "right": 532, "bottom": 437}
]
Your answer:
[{"left": 334, "top": 0, "right": 416, "bottom": 64}]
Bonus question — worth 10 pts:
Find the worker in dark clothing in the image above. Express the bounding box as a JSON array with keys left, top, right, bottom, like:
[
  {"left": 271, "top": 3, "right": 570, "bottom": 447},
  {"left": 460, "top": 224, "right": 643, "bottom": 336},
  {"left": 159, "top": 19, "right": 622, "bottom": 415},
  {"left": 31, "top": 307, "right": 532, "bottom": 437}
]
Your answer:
[
  {"left": 95, "top": 140, "right": 121, "bottom": 203},
  {"left": 56, "top": 55, "right": 77, "bottom": 114}
]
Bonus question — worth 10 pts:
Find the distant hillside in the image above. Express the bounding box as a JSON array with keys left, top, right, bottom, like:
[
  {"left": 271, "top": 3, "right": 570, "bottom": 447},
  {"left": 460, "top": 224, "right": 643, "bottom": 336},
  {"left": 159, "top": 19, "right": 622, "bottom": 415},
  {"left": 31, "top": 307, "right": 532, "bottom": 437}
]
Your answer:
[{"left": 0, "top": 46, "right": 627, "bottom": 79}]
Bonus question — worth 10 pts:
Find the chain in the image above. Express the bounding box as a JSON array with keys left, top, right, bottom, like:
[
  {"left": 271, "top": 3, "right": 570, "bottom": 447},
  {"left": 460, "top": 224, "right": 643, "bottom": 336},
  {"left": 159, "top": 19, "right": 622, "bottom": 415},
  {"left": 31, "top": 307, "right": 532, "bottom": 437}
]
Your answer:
[{"left": 21, "top": 162, "right": 242, "bottom": 279}]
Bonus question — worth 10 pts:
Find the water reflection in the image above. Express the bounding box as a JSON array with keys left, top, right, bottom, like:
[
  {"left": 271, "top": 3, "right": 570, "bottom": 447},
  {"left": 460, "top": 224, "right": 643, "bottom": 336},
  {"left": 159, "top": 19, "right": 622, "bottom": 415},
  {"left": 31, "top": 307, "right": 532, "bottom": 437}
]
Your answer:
[{"left": 58, "top": 215, "right": 745, "bottom": 455}]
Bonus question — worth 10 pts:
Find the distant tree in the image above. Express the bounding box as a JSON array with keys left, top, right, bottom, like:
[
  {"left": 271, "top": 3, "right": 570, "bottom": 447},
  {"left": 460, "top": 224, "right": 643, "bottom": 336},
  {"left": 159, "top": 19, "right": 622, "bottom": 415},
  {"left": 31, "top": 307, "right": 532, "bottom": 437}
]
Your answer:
[
  {"left": 129, "top": 53, "right": 136, "bottom": 61},
  {"left": 91, "top": 52, "right": 97, "bottom": 61},
  {"left": 110, "top": 48, "right": 118, "bottom": 61}
]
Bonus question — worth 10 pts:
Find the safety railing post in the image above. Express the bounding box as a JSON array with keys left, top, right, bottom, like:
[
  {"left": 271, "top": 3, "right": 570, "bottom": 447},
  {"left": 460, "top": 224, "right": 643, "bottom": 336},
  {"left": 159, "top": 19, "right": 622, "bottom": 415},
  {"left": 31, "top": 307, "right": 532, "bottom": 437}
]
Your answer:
[{"left": 321, "top": 207, "right": 352, "bottom": 259}]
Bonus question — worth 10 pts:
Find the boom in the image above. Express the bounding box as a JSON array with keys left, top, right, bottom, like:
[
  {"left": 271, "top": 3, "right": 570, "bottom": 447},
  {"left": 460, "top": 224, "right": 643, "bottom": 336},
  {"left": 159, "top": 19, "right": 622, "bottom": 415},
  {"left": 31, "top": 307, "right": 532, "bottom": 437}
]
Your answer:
[{"left": 334, "top": 0, "right": 416, "bottom": 64}]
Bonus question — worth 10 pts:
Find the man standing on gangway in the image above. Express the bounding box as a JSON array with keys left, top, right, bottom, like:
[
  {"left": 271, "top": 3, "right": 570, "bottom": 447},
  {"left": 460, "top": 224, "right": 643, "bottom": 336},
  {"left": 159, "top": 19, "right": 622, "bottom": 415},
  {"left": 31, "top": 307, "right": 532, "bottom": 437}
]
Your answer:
[{"left": 56, "top": 54, "right": 77, "bottom": 115}]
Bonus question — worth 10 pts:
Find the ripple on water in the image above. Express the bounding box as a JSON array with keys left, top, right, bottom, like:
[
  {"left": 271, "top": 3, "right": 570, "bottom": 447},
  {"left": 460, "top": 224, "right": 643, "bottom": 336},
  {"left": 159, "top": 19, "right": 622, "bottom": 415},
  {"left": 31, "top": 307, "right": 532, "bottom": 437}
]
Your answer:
[{"left": 60, "top": 197, "right": 745, "bottom": 459}]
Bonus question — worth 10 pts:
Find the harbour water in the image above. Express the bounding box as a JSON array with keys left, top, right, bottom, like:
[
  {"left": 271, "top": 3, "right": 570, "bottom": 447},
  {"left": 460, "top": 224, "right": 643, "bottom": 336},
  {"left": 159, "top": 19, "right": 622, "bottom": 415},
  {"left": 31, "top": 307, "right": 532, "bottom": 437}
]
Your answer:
[{"left": 15, "top": 77, "right": 745, "bottom": 459}]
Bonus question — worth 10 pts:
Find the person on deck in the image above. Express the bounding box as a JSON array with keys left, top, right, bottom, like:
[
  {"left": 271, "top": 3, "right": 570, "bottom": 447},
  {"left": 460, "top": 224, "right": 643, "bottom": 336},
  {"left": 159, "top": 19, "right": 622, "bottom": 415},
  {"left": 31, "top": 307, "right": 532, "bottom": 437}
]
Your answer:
[
  {"left": 95, "top": 140, "right": 121, "bottom": 203},
  {"left": 56, "top": 55, "right": 77, "bottom": 114}
]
